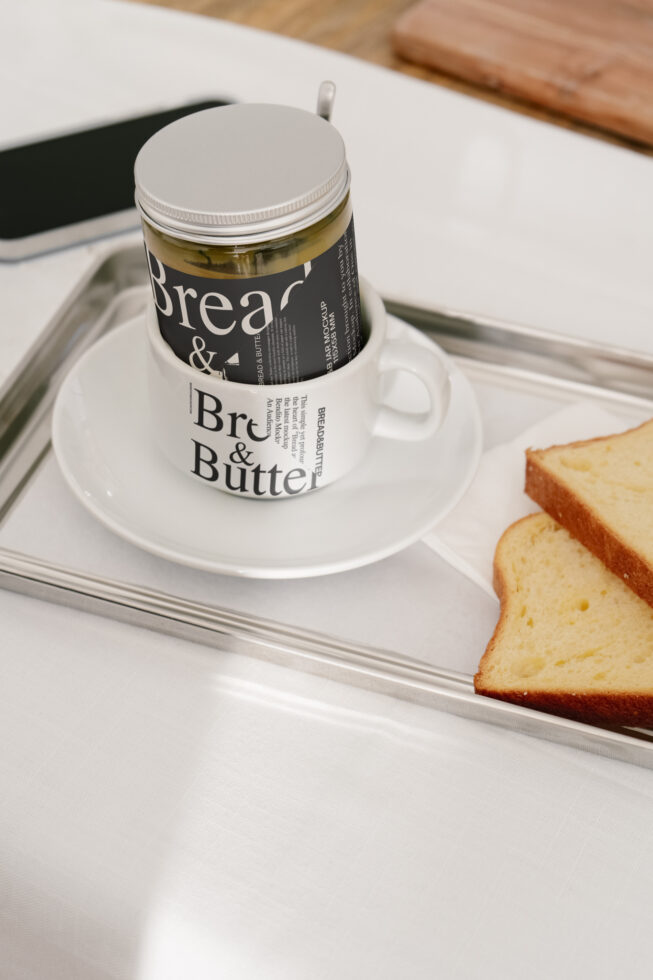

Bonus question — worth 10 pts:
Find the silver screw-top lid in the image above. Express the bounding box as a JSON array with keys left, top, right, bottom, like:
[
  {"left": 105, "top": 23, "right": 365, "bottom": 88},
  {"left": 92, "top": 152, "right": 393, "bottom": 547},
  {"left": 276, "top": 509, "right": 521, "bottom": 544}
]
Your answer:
[{"left": 134, "top": 102, "right": 350, "bottom": 245}]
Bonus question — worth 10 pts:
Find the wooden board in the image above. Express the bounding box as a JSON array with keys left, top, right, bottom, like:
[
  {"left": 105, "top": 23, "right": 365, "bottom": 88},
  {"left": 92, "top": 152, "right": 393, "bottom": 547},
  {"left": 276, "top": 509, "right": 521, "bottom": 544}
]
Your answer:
[{"left": 393, "top": 0, "right": 653, "bottom": 145}]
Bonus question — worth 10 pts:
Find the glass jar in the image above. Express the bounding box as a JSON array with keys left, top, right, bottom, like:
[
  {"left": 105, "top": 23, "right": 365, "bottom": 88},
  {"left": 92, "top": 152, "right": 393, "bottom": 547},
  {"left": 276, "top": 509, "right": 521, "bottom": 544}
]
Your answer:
[{"left": 134, "top": 103, "right": 363, "bottom": 384}]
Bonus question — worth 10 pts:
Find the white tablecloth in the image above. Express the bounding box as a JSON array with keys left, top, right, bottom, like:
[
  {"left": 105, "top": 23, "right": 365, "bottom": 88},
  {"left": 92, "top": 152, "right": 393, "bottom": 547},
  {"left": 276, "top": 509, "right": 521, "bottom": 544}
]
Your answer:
[{"left": 2, "top": 2, "right": 653, "bottom": 978}]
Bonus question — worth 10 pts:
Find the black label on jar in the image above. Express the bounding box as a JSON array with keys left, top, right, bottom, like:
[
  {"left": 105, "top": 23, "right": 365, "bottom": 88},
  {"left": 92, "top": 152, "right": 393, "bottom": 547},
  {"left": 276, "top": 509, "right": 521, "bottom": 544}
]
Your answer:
[{"left": 146, "top": 218, "right": 363, "bottom": 384}]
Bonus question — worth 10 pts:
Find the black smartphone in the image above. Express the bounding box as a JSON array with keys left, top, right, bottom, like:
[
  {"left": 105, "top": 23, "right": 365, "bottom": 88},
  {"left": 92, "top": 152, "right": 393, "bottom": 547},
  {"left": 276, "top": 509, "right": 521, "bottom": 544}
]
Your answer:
[{"left": 0, "top": 99, "right": 230, "bottom": 261}]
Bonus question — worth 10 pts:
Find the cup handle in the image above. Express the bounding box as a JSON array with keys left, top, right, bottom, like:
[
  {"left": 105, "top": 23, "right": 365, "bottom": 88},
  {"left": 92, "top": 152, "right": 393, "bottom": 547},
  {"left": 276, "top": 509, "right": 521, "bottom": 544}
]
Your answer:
[{"left": 373, "top": 341, "right": 451, "bottom": 441}]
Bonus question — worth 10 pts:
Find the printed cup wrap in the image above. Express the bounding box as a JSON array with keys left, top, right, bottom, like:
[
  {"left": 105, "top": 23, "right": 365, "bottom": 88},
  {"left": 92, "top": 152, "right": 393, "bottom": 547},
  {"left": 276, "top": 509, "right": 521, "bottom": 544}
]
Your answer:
[
  {"left": 145, "top": 279, "right": 448, "bottom": 501},
  {"left": 183, "top": 381, "right": 359, "bottom": 498}
]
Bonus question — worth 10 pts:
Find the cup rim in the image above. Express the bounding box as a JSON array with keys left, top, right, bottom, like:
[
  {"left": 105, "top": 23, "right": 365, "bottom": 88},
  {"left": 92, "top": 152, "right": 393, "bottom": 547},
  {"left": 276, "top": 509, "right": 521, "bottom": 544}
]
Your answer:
[{"left": 145, "top": 276, "right": 385, "bottom": 393}]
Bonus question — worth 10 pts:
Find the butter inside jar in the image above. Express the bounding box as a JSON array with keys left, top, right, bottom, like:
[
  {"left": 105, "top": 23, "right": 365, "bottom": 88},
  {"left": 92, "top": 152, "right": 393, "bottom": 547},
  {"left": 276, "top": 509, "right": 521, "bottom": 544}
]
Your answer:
[
  {"left": 135, "top": 102, "right": 363, "bottom": 385},
  {"left": 142, "top": 192, "right": 351, "bottom": 280}
]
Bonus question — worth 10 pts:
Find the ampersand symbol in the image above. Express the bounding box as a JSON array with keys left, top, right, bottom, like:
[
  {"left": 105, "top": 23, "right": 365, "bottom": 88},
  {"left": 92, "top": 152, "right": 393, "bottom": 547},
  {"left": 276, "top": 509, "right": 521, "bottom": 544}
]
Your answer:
[
  {"left": 189, "top": 336, "right": 218, "bottom": 374},
  {"left": 229, "top": 442, "right": 254, "bottom": 466}
]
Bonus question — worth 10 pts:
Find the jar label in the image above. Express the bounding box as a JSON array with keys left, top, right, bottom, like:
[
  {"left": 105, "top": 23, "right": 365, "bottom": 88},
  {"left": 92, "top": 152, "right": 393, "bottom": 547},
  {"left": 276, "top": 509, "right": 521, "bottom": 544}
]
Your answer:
[{"left": 145, "top": 218, "right": 363, "bottom": 384}]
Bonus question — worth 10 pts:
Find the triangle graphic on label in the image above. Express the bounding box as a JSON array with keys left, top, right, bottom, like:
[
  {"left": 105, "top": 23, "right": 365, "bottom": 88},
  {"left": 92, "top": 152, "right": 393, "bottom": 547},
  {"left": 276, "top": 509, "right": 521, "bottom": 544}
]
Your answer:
[{"left": 225, "top": 352, "right": 240, "bottom": 366}]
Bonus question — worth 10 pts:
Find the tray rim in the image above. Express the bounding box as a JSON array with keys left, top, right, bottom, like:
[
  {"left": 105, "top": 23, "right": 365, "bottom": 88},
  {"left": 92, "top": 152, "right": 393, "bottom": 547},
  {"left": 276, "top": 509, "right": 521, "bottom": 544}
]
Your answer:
[{"left": 3, "top": 242, "right": 653, "bottom": 770}]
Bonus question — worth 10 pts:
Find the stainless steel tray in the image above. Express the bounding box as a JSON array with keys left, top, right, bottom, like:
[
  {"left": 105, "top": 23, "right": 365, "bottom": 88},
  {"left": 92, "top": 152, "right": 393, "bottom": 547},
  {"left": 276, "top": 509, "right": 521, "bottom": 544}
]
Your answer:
[{"left": 3, "top": 243, "right": 653, "bottom": 769}]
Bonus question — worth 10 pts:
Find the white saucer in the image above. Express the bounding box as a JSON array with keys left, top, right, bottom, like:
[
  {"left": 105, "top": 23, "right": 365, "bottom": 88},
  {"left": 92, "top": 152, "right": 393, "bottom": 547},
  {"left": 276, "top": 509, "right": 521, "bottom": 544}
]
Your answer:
[{"left": 52, "top": 314, "right": 482, "bottom": 578}]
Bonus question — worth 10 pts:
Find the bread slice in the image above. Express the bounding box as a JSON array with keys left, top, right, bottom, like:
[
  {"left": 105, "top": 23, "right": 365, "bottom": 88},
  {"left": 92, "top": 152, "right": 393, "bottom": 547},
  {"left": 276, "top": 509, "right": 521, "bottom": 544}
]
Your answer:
[
  {"left": 474, "top": 511, "right": 653, "bottom": 727},
  {"left": 525, "top": 418, "right": 653, "bottom": 607}
]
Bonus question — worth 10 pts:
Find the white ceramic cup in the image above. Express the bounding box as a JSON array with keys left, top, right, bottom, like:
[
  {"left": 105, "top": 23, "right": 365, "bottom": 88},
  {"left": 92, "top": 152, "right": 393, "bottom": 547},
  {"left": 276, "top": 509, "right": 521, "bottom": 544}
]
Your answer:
[{"left": 145, "top": 279, "right": 450, "bottom": 499}]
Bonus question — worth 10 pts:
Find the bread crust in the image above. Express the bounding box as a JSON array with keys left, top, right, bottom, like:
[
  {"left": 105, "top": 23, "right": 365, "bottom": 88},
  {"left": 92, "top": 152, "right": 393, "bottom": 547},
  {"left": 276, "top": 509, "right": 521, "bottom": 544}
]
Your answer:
[
  {"left": 474, "top": 514, "right": 653, "bottom": 728},
  {"left": 473, "top": 685, "right": 653, "bottom": 727},
  {"left": 525, "top": 448, "right": 653, "bottom": 608}
]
